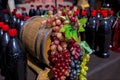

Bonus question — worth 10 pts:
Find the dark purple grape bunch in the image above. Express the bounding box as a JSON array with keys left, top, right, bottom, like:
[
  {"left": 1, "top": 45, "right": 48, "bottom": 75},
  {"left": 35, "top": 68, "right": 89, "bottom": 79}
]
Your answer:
[
  {"left": 69, "top": 56, "right": 81, "bottom": 80},
  {"left": 68, "top": 39, "right": 81, "bottom": 79}
]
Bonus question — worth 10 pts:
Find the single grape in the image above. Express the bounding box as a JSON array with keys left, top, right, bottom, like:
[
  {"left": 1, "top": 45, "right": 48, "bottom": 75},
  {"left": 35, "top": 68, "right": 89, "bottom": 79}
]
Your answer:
[
  {"left": 76, "top": 69, "right": 80, "bottom": 73},
  {"left": 70, "top": 61, "right": 75, "bottom": 68},
  {"left": 76, "top": 64, "right": 80, "bottom": 69}
]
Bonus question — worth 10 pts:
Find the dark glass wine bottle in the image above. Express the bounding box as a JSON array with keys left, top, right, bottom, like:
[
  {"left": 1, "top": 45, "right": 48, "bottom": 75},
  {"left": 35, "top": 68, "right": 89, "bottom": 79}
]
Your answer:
[
  {"left": 80, "top": 10, "right": 87, "bottom": 41},
  {"left": 52, "top": 6, "right": 57, "bottom": 15},
  {"left": 11, "top": 9, "right": 17, "bottom": 25},
  {"left": 96, "top": 11, "right": 111, "bottom": 58},
  {"left": 108, "top": 10, "right": 115, "bottom": 48},
  {"left": 3, "top": 9, "right": 10, "bottom": 25},
  {"left": 0, "top": 22, "right": 4, "bottom": 40},
  {"left": 86, "top": 11, "right": 97, "bottom": 51},
  {"left": 6, "top": 29, "right": 27, "bottom": 80},
  {"left": 0, "top": 22, "right": 4, "bottom": 65},
  {"left": 96, "top": 9, "right": 102, "bottom": 20},
  {"left": 36, "top": 5, "right": 41, "bottom": 16},
  {"left": 29, "top": 5, "right": 36, "bottom": 17},
  {"left": 21, "top": 7, "right": 28, "bottom": 17},
  {"left": 0, "top": 25, "right": 10, "bottom": 75},
  {"left": 17, "top": 15, "right": 25, "bottom": 39},
  {"left": 15, "top": 13, "right": 21, "bottom": 29},
  {"left": 44, "top": 5, "right": 50, "bottom": 15}
]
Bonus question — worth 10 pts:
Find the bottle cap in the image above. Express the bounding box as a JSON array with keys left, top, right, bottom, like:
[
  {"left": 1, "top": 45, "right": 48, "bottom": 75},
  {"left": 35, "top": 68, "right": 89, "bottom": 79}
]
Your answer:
[
  {"left": 13, "top": 9, "right": 17, "bottom": 13},
  {"left": 74, "top": 10, "right": 79, "bottom": 17},
  {"left": 45, "top": 5, "right": 49, "bottom": 8},
  {"left": 102, "top": 12, "right": 108, "bottom": 18},
  {"left": 63, "top": 6, "right": 66, "bottom": 8},
  {"left": 58, "top": 4, "right": 62, "bottom": 7},
  {"left": 12, "top": 11, "right": 15, "bottom": 15},
  {"left": 67, "top": 5, "right": 70, "bottom": 7},
  {"left": 70, "top": 6, "right": 74, "bottom": 10},
  {"left": 51, "top": 5, "right": 54, "bottom": 8},
  {"left": 8, "top": 29, "right": 17, "bottom": 37},
  {"left": 101, "top": 9, "right": 108, "bottom": 14},
  {"left": 91, "top": 12, "right": 96, "bottom": 16},
  {"left": 36, "top": 5, "right": 40, "bottom": 9},
  {"left": 53, "top": 6, "right": 57, "bottom": 10},
  {"left": 12, "top": 9, "right": 17, "bottom": 15},
  {"left": 92, "top": 10, "right": 96, "bottom": 13},
  {"left": 3, "top": 9, "right": 9, "bottom": 13},
  {"left": 104, "top": 10, "right": 108, "bottom": 13},
  {"left": 24, "top": 16, "right": 30, "bottom": 21},
  {"left": 16, "top": 13, "right": 22, "bottom": 19},
  {"left": 20, "top": 15, "right": 24, "bottom": 20},
  {"left": 77, "top": 8, "right": 80, "bottom": 12},
  {"left": 109, "top": 10, "right": 114, "bottom": 15},
  {"left": 81, "top": 10, "right": 86, "bottom": 16},
  {"left": 21, "top": 7, "right": 26, "bottom": 11},
  {"left": 97, "top": 9, "right": 101, "bottom": 13},
  {"left": 2, "top": 25, "right": 9, "bottom": 31},
  {"left": 31, "top": 4, "right": 34, "bottom": 7},
  {"left": 39, "top": 5, "right": 42, "bottom": 7},
  {"left": 0, "top": 22, "right": 4, "bottom": 28},
  {"left": 37, "top": 5, "right": 42, "bottom": 9}
]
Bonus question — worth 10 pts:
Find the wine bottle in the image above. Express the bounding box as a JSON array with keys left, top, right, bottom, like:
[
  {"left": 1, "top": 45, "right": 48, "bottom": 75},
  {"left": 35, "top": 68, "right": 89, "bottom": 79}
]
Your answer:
[
  {"left": 29, "top": 4, "right": 36, "bottom": 17},
  {"left": 80, "top": 10, "right": 87, "bottom": 41},
  {"left": 0, "top": 22, "right": 4, "bottom": 66},
  {"left": 96, "top": 11, "right": 111, "bottom": 58},
  {"left": 36, "top": 5, "right": 41, "bottom": 16},
  {"left": 6, "top": 29, "right": 27, "bottom": 80},
  {"left": 86, "top": 11, "right": 97, "bottom": 51},
  {"left": 21, "top": 7, "right": 28, "bottom": 17},
  {"left": 0, "top": 25, "right": 10, "bottom": 75},
  {"left": 3, "top": 9, "right": 10, "bottom": 25}
]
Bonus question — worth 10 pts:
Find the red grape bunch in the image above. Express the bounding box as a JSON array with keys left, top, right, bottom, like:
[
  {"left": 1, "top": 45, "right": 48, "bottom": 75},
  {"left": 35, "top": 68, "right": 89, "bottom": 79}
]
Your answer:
[{"left": 49, "top": 16, "right": 72, "bottom": 80}]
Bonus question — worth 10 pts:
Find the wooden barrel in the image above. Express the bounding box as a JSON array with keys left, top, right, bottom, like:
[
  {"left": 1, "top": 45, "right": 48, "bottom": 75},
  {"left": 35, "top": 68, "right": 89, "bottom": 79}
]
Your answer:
[{"left": 20, "top": 16, "right": 52, "bottom": 66}]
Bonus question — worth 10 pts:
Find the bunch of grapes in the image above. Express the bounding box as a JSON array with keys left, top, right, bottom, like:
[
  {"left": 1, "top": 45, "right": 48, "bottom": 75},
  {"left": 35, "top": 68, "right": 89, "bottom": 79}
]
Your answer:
[
  {"left": 78, "top": 54, "right": 90, "bottom": 80},
  {"left": 68, "top": 39, "right": 82, "bottom": 80},
  {"left": 49, "top": 16, "right": 72, "bottom": 80},
  {"left": 68, "top": 39, "right": 81, "bottom": 59}
]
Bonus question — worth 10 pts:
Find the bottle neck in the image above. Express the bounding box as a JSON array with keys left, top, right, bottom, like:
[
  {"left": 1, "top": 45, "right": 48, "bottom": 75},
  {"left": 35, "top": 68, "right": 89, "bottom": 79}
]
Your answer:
[
  {"left": 31, "top": 7, "right": 34, "bottom": 10},
  {"left": 3, "top": 31, "right": 8, "bottom": 33},
  {"left": 10, "top": 36, "right": 17, "bottom": 39},
  {"left": 109, "top": 14, "right": 113, "bottom": 17},
  {"left": 37, "top": 8, "right": 40, "bottom": 10},
  {"left": 82, "top": 15, "right": 87, "bottom": 18},
  {"left": 92, "top": 16, "right": 96, "bottom": 18},
  {"left": 22, "top": 11, "right": 27, "bottom": 13}
]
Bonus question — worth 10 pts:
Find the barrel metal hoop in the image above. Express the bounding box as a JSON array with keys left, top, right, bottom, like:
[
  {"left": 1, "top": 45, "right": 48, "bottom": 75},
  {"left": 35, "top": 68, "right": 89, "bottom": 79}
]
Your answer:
[
  {"left": 40, "top": 28, "right": 52, "bottom": 64},
  {"left": 35, "top": 25, "right": 46, "bottom": 56}
]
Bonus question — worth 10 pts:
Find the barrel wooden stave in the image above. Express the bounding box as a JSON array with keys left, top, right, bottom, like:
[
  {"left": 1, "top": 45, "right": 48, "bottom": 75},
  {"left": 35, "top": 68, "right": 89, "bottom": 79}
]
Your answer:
[{"left": 20, "top": 16, "right": 51, "bottom": 66}]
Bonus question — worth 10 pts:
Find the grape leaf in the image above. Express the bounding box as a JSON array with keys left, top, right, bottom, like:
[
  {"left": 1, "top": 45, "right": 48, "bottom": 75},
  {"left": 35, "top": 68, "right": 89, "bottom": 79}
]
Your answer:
[
  {"left": 78, "top": 25, "right": 85, "bottom": 32},
  {"left": 78, "top": 18, "right": 87, "bottom": 25},
  {"left": 60, "top": 24, "right": 71, "bottom": 32},
  {"left": 63, "top": 9, "right": 67, "bottom": 12},
  {"left": 65, "top": 28, "right": 72, "bottom": 39},
  {"left": 72, "top": 30, "right": 79, "bottom": 42},
  {"left": 78, "top": 18, "right": 87, "bottom": 32}
]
